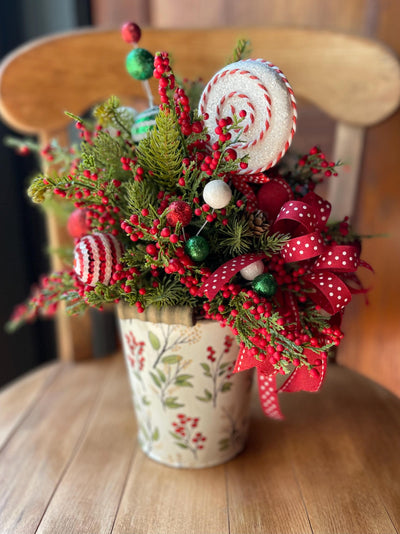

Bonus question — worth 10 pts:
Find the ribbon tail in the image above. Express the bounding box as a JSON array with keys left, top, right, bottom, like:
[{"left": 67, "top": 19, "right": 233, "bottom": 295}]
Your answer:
[
  {"left": 200, "top": 252, "right": 265, "bottom": 300},
  {"left": 279, "top": 350, "right": 327, "bottom": 393},
  {"left": 359, "top": 259, "right": 374, "bottom": 273},
  {"left": 257, "top": 370, "right": 284, "bottom": 420}
]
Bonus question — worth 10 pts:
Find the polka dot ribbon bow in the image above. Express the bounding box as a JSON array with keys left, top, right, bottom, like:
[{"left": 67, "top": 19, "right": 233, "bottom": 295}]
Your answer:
[
  {"left": 254, "top": 179, "right": 369, "bottom": 418},
  {"left": 271, "top": 185, "right": 360, "bottom": 316},
  {"left": 201, "top": 177, "right": 369, "bottom": 419}
]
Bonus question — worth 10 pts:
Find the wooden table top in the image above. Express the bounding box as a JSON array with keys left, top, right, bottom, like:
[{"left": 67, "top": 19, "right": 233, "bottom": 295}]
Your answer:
[{"left": 0, "top": 354, "right": 399, "bottom": 534}]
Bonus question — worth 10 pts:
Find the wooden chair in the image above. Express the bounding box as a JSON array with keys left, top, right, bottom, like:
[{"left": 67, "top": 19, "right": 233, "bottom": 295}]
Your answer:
[{"left": 0, "top": 27, "right": 399, "bottom": 362}]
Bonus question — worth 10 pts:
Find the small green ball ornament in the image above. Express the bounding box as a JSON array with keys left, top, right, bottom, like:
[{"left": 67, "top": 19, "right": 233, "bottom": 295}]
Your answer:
[
  {"left": 126, "top": 48, "right": 154, "bottom": 80},
  {"left": 185, "top": 236, "right": 210, "bottom": 262},
  {"left": 131, "top": 106, "right": 159, "bottom": 142},
  {"left": 252, "top": 273, "right": 278, "bottom": 298}
]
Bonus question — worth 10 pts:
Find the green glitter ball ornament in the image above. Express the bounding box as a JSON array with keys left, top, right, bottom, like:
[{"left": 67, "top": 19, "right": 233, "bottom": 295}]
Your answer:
[
  {"left": 185, "top": 236, "right": 210, "bottom": 262},
  {"left": 126, "top": 48, "right": 154, "bottom": 80},
  {"left": 131, "top": 106, "right": 159, "bottom": 142},
  {"left": 252, "top": 273, "right": 277, "bottom": 298}
]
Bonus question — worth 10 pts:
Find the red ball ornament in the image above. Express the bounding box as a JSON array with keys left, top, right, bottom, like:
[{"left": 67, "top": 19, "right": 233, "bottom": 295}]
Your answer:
[
  {"left": 67, "top": 208, "right": 91, "bottom": 239},
  {"left": 257, "top": 177, "right": 294, "bottom": 221},
  {"left": 73, "top": 233, "right": 124, "bottom": 286},
  {"left": 121, "top": 22, "right": 142, "bottom": 44},
  {"left": 166, "top": 201, "right": 192, "bottom": 227}
]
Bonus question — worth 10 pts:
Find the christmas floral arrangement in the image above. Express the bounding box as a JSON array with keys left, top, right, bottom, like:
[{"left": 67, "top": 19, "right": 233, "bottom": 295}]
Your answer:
[{"left": 8, "top": 23, "right": 369, "bottom": 419}]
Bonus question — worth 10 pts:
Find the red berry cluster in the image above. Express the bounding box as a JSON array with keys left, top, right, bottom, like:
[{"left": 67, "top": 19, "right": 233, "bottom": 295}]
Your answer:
[
  {"left": 172, "top": 414, "right": 206, "bottom": 452},
  {"left": 9, "top": 270, "right": 89, "bottom": 329},
  {"left": 297, "top": 146, "right": 338, "bottom": 180},
  {"left": 223, "top": 334, "right": 234, "bottom": 353},
  {"left": 40, "top": 144, "right": 54, "bottom": 162},
  {"left": 125, "top": 331, "right": 145, "bottom": 370},
  {"left": 266, "top": 255, "right": 307, "bottom": 302},
  {"left": 153, "top": 52, "right": 175, "bottom": 103},
  {"left": 207, "top": 346, "right": 216, "bottom": 362},
  {"left": 174, "top": 87, "right": 203, "bottom": 137},
  {"left": 202, "top": 280, "right": 340, "bottom": 376}
]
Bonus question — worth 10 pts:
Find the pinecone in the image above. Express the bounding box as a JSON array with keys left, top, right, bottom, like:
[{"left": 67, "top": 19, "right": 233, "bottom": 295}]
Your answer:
[{"left": 248, "top": 210, "right": 270, "bottom": 236}]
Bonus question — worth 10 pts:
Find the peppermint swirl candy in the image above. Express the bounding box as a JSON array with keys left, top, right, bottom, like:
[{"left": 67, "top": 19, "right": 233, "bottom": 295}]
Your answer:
[
  {"left": 73, "top": 233, "right": 123, "bottom": 286},
  {"left": 199, "top": 59, "right": 297, "bottom": 175}
]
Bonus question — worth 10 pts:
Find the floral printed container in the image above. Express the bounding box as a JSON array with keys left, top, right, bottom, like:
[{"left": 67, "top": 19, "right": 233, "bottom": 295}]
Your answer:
[{"left": 118, "top": 305, "right": 253, "bottom": 468}]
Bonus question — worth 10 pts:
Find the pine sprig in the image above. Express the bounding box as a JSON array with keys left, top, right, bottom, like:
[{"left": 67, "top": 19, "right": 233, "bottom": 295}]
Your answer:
[
  {"left": 256, "top": 232, "right": 290, "bottom": 256},
  {"left": 125, "top": 175, "right": 159, "bottom": 215},
  {"left": 141, "top": 278, "right": 199, "bottom": 308},
  {"left": 4, "top": 135, "right": 40, "bottom": 155},
  {"left": 28, "top": 174, "right": 53, "bottom": 203},
  {"left": 231, "top": 38, "right": 252, "bottom": 63},
  {"left": 213, "top": 216, "right": 254, "bottom": 256},
  {"left": 93, "top": 96, "right": 134, "bottom": 135},
  {"left": 136, "top": 108, "right": 185, "bottom": 190},
  {"left": 80, "top": 130, "right": 126, "bottom": 173}
]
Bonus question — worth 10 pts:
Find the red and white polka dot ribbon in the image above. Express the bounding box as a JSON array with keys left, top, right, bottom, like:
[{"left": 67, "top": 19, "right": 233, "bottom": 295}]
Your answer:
[
  {"left": 314, "top": 245, "right": 360, "bottom": 272},
  {"left": 231, "top": 172, "right": 270, "bottom": 212},
  {"left": 273, "top": 193, "right": 330, "bottom": 235},
  {"left": 258, "top": 372, "right": 283, "bottom": 419},
  {"left": 304, "top": 272, "right": 352, "bottom": 315},
  {"left": 268, "top": 191, "right": 363, "bottom": 315},
  {"left": 201, "top": 178, "right": 366, "bottom": 418},
  {"left": 200, "top": 252, "right": 265, "bottom": 300},
  {"left": 232, "top": 343, "right": 282, "bottom": 419},
  {"left": 279, "top": 349, "right": 327, "bottom": 393},
  {"left": 233, "top": 342, "right": 326, "bottom": 419},
  {"left": 281, "top": 231, "right": 325, "bottom": 262}
]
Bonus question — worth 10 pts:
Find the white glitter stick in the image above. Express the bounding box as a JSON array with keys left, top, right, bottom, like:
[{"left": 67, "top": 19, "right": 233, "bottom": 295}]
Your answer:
[{"left": 199, "top": 59, "right": 297, "bottom": 175}]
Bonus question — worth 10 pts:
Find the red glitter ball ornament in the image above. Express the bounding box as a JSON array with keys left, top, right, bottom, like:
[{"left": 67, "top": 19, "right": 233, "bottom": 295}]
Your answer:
[
  {"left": 121, "top": 22, "right": 142, "bottom": 44},
  {"left": 166, "top": 201, "right": 192, "bottom": 227},
  {"left": 67, "top": 208, "right": 91, "bottom": 239},
  {"left": 257, "top": 178, "right": 293, "bottom": 221}
]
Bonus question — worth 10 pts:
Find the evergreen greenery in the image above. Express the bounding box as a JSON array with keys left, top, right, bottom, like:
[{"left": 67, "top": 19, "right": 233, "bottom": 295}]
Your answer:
[
  {"left": 136, "top": 108, "right": 185, "bottom": 190},
  {"left": 8, "top": 46, "right": 365, "bottom": 380}
]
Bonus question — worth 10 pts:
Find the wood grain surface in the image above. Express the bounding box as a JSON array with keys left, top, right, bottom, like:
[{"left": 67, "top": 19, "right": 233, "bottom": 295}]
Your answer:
[
  {"left": 0, "top": 354, "right": 399, "bottom": 534},
  {"left": 1, "top": 28, "right": 399, "bottom": 133}
]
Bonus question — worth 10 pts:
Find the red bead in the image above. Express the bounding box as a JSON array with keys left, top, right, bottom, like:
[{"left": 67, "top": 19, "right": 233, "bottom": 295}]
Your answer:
[
  {"left": 160, "top": 228, "right": 170, "bottom": 237},
  {"left": 121, "top": 22, "right": 141, "bottom": 44},
  {"left": 146, "top": 244, "right": 157, "bottom": 256}
]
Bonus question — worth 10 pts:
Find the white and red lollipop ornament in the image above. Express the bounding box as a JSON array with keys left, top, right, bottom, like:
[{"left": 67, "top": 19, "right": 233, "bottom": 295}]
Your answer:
[{"left": 199, "top": 59, "right": 297, "bottom": 175}]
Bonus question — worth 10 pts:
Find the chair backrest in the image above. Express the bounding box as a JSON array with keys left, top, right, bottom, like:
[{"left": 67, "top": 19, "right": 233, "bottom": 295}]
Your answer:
[{"left": 1, "top": 27, "right": 399, "bottom": 361}]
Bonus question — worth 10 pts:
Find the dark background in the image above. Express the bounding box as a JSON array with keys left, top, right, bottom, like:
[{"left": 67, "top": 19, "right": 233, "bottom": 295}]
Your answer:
[{"left": 0, "top": 0, "right": 92, "bottom": 387}]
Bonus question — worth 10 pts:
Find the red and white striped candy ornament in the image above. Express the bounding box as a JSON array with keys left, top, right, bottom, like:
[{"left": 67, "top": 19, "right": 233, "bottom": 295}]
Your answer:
[
  {"left": 73, "top": 233, "right": 124, "bottom": 286},
  {"left": 199, "top": 59, "right": 297, "bottom": 175}
]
